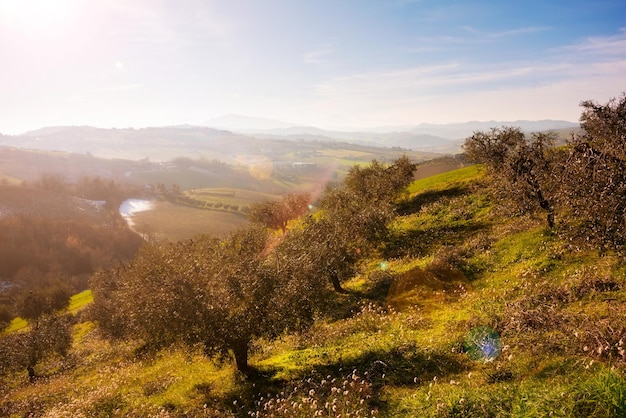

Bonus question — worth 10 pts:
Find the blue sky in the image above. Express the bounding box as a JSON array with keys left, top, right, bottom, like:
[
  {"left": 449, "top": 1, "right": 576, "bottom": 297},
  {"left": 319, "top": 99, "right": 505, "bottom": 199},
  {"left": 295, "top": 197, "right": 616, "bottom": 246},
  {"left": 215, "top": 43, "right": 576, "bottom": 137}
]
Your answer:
[{"left": 0, "top": 0, "right": 625, "bottom": 134}]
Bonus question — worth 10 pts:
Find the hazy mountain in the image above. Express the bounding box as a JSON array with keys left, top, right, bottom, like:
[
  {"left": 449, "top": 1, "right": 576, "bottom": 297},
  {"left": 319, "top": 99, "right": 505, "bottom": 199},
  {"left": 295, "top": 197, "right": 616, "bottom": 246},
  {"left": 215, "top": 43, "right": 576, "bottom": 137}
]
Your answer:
[
  {"left": 201, "top": 114, "right": 578, "bottom": 153},
  {"left": 205, "top": 114, "right": 298, "bottom": 131},
  {"left": 0, "top": 118, "right": 579, "bottom": 162},
  {"left": 410, "top": 120, "right": 579, "bottom": 139}
]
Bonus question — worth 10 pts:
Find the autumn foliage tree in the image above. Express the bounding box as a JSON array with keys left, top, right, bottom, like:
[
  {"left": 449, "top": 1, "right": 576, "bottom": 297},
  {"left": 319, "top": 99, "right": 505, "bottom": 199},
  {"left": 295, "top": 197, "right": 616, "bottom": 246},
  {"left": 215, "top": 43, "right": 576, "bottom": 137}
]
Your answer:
[{"left": 248, "top": 192, "right": 310, "bottom": 232}]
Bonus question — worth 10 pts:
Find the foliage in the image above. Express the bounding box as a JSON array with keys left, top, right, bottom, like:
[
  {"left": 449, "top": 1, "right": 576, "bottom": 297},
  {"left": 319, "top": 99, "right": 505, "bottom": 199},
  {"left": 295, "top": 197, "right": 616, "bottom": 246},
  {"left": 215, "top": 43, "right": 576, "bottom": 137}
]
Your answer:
[
  {"left": 463, "top": 126, "right": 559, "bottom": 227},
  {"left": 0, "top": 306, "right": 11, "bottom": 331},
  {"left": 343, "top": 155, "right": 416, "bottom": 204},
  {"left": 559, "top": 93, "right": 626, "bottom": 252},
  {"left": 306, "top": 156, "right": 416, "bottom": 292},
  {"left": 0, "top": 214, "right": 142, "bottom": 285},
  {"left": 248, "top": 192, "right": 311, "bottom": 232},
  {"left": 15, "top": 281, "right": 72, "bottom": 321},
  {"left": 0, "top": 314, "right": 72, "bottom": 381},
  {"left": 90, "top": 224, "right": 328, "bottom": 373},
  {"left": 7, "top": 127, "right": 626, "bottom": 416},
  {"left": 463, "top": 92, "right": 626, "bottom": 253}
]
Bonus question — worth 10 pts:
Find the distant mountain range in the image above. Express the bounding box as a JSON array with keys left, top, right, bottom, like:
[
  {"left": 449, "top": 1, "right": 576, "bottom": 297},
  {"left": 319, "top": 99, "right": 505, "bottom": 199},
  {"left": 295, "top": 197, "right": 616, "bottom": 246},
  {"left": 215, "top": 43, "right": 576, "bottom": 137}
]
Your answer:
[
  {"left": 204, "top": 114, "right": 580, "bottom": 152},
  {"left": 0, "top": 117, "right": 579, "bottom": 161}
]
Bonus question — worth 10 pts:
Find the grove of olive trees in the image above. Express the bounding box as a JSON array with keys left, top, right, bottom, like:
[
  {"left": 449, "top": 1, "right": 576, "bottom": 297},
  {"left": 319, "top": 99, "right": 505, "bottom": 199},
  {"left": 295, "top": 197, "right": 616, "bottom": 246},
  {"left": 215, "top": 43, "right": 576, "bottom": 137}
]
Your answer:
[
  {"left": 89, "top": 156, "right": 416, "bottom": 372},
  {"left": 464, "top": 92, "right": 626, "bottom": 253}
]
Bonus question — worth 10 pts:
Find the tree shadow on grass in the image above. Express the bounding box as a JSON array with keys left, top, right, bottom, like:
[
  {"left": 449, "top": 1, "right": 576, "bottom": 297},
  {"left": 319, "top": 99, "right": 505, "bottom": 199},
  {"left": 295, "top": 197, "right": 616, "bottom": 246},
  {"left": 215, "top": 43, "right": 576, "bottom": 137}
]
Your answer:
[
  {"left": 398, "top": 185, "right": 469, "bottom": 216},
  {"left": 240, "top": 343, "right": 470, "bottom": 416},
  {"left": 250, "top": 342, "right": 468, "bottom": 390},
  {"left": 384, "top": 221, "right": 491, "bottom": 260}
]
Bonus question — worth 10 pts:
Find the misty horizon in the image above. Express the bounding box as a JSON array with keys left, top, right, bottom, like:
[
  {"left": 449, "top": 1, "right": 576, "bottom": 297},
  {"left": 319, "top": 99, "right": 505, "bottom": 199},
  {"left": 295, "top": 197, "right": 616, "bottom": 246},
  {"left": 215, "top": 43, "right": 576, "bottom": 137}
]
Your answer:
[{"left": 1, "top": 1, "right": 623, "bottom": 135}]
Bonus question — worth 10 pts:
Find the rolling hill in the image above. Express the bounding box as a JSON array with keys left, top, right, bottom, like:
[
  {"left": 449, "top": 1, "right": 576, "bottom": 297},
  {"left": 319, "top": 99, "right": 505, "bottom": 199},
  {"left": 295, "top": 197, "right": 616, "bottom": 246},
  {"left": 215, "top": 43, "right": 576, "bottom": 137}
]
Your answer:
[{"left": 2, "top": 164, "right": 624, "bottom": 416}]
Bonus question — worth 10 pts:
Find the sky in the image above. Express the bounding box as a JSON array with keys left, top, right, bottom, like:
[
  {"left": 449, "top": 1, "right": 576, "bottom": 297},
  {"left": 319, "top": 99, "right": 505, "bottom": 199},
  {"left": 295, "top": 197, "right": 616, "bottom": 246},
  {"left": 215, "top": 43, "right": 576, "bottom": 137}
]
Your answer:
[{"left": 0, "top": 0, "right": 625, "bottom": 134}]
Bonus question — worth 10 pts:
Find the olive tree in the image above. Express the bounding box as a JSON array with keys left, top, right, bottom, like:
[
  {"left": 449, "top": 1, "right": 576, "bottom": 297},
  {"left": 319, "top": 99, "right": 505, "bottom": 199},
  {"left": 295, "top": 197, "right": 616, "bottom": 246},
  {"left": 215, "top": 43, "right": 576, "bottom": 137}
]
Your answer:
[
  {"left": 90, "top": 225, "right": 327, "bottom": 373},
  {"left": 15, "top": 281, "right": 72, "bottom": 323},
  {"left": 344, "top": 155, "right": 416, "bottom": 204},
  {"left": 0, "top": 314, "right": 72, "bottom": 381},
  {"left": 463, "top": 126, "right": 560, "bottom": 228},
  {"left": 559, "top": 93, "right": 626, "bottom": 251},
  {"left": 299, "top": 156, "right": 416, "bottom": 292},
  {"left": 248, "top": 192, "right": 310, "bottom": 233}
]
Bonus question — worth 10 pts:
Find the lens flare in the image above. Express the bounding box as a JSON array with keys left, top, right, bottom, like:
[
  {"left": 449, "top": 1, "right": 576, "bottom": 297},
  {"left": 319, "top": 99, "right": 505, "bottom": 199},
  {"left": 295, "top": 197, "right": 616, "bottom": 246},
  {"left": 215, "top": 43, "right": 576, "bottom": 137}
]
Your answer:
[
  {"left": 236, "top": 155, "right": 273, "bottom": 180},
  {"left": 464, "top": 326, "right": 502, "bottom": 362}
]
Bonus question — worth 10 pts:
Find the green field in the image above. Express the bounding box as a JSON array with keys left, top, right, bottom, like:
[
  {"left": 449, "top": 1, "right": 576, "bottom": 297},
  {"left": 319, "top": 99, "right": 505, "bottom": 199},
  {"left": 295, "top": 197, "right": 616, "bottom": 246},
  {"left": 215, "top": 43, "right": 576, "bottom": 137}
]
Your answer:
[
  {"left": 184, "top": 187, "right": 278, "bottom": 210},
  {"left": 131, "top": 200, "right": 249, "bottom": 241}
]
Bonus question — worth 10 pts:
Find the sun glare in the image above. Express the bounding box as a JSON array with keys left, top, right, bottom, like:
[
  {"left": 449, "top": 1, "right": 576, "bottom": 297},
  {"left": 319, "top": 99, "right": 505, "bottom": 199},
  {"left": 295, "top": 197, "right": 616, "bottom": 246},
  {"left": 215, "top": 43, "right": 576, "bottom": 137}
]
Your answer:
[{"left": 0, "top": 0, "right": 81, "bottom": 41}]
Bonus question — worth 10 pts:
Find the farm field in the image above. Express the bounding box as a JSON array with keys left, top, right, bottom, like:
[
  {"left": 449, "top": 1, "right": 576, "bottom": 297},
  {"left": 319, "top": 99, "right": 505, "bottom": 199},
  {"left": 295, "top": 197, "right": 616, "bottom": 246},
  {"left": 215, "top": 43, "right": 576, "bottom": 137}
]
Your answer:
[
  {"left": 183, "top": 187, "right": 278, "bottom": 210},
  {"left": 131, "top": 200, "right": 249, "bottom": 241}
]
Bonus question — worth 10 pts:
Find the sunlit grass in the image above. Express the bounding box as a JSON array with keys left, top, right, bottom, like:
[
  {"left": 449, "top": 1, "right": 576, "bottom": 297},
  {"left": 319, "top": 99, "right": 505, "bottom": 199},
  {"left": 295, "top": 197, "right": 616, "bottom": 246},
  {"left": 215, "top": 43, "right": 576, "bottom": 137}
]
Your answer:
[
  {"left": 68, "top": 289, "right": 93, "bottom": 312},
  {"left": 4, "top": 317, "right": 27, "bottom": 333},
  {"left": 407, "top": 164, "right": 484, "bottom": 194},
  {"left": 4, "top": 157, "right": 626, "bottom": 416}
]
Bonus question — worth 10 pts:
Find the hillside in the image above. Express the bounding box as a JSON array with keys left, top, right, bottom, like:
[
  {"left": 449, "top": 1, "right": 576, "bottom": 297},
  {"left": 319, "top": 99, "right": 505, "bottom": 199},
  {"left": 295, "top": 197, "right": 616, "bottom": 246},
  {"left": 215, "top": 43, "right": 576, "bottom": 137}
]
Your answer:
[
  {"left": 0, "top": 126, "right": 441, "bottom": 163},
  {"left": 2, "top": 165, "right": 625, "bottom": 416},
  {"left": 0, "top": 185, "right": 113, "bottom": 223}
]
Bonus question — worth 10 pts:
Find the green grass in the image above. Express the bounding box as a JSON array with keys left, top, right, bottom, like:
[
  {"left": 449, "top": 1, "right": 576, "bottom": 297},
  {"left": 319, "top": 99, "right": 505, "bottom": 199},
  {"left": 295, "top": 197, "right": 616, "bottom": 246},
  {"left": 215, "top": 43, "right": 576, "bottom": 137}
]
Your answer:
[
  {"left": 3, "top": 161, "right": 626, "bottom": 416},
  {"left": 3, "top": 290, "right": 94, "bottom": 335},
  {"left": 184, "top": 187, "right": 278, "bottom": 211},
  {"left": 407, "top": 164, "right": 484, "bottom": 194},
  {"left": 4, "top": 317, "right": 27, "bottom": 333},
  {"left": 68, "top": 289, "right": 93, "bottom": 312},
  {"left": 131, "top": 200, "right": 248, "bottom": 241}
]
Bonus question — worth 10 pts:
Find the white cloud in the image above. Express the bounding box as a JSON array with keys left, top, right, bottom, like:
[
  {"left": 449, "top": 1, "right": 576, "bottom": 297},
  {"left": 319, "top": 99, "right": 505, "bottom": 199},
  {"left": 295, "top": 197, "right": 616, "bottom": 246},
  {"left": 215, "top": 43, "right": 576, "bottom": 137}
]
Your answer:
[
  {"left": 462, "top": 25, "right": 550, "bottom": 39},
  {"left": 568, "top": 27, "right": 626, "bottom": 55},
  {"left": 305, "top": 27, "right": 626, "bottom": 127},
  {"left": 303, "top": 44, "right": 334, "bottom": 65}
]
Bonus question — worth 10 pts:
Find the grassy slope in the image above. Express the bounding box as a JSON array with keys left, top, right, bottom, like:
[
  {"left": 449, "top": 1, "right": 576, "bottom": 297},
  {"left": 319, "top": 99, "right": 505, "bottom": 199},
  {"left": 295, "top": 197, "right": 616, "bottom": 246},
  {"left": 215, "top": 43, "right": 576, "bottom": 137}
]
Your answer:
[{"left": 2, "top": 165, "right": 626, "bottom": 417}]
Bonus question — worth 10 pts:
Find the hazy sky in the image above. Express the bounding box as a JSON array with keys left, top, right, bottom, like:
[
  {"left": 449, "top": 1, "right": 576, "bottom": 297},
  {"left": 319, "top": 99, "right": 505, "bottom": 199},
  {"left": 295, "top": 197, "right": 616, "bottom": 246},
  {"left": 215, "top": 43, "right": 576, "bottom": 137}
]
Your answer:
[{"left": 1, "top": 0, "right": 625, "bottom": 134}]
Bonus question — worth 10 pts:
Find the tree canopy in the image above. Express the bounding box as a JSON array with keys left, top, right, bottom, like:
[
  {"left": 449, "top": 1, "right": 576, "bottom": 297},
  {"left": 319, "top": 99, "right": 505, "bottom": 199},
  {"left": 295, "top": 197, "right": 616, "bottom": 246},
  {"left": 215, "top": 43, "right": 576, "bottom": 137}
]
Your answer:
[
  {"left": 90, "top": 225, "right": 328, "bottom": 373},
  {"left": 90, "top": 156, "right": 417, "bottom": 371},
  {"left": 464, "top": 92, "right": 626, "bottom": 253},
  {"left": 463, "top": 126, "right": 559, "bottom": 228},
  {"left": 559, "top": 93, "right": 626, "bottom": 251}
]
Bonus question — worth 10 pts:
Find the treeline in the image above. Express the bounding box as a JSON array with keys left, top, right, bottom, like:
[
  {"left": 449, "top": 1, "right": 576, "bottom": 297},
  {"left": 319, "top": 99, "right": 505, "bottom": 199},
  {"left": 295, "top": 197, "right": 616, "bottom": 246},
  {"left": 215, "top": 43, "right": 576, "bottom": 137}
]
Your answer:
[
  {"left": 0, "top": 215, "right": 143, "bottom": 283},
  {"left": 0, "top": 215, "right": 143, "bottom": 319},
  {"left": 464, "top": 92, "right": 626, "bottom": 253},
  {"left": 0, "top": 175, "right": 144, "bottom": 328},
  {"left": 31, "top": 174, "right": 139, "bottom": 212}
]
